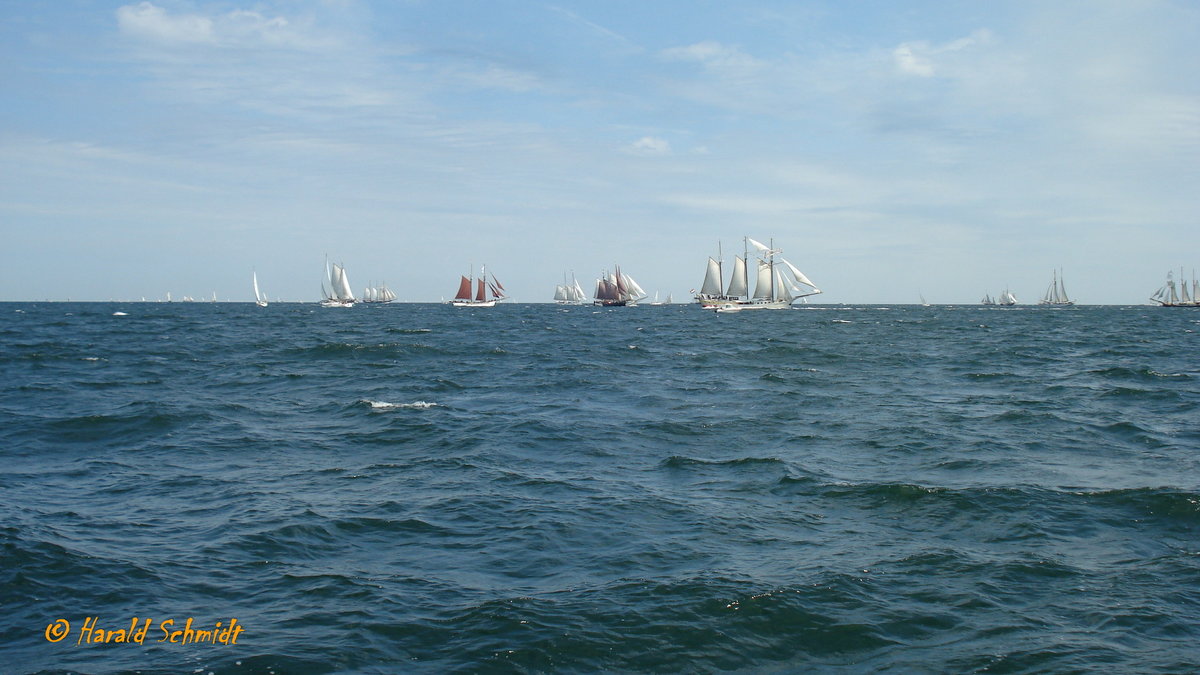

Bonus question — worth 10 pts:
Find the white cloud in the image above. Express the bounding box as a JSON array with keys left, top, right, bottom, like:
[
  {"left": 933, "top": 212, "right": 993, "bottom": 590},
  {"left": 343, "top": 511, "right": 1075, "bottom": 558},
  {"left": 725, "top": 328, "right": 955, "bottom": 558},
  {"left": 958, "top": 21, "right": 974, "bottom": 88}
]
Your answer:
[
  {"left": 116, "top": 2, "right": 329, "bottom": 50},
  {"left": 661, "top": 41, "right": 763, "bottom": 70},
  {"left": 627, "top": 136, "right": 671, "bottom": 156},
  {"left": 892, "top": 29, "right": 994, "bottom": 78},
  {"left": 117, "top": 2, "right": 214, "bottom": 45}
]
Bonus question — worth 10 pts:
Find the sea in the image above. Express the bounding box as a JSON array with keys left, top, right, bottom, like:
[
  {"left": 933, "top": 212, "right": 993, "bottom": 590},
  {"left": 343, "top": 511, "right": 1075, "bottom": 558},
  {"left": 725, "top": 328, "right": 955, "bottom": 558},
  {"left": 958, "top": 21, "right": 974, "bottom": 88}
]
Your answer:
[{"left": 2, "top": 302, "right": 1198, "bottom": 674}]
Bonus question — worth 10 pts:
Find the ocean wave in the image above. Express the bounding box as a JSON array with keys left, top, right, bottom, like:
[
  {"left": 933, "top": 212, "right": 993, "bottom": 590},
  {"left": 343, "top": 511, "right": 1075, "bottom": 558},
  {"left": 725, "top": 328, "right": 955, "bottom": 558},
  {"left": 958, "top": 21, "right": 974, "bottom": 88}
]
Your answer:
[{"left": 661, "top": 455, "right": 786, "bottom": 469}]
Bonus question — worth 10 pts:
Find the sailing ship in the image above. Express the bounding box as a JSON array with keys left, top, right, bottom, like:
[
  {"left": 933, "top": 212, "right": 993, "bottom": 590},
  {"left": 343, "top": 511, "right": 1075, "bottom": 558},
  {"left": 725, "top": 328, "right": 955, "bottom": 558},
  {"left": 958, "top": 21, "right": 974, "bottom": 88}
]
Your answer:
[
  {"left": 450, "top": 265, "right": 506, "bottom": 307},
  {"left": 361, "top": 282, "right": 397, "bottom": 304},
  {"left": 1150, "top": 269, "right": 1200, "bottom": 307},
  {"left": 998, "top": 288, "right": 1017, "bottom": 306},
  {"left": 321, "top": 259, "right": 356, "bottom": 307},
  {"left": 553, "top": 273, "right": 588, "bottom": 305},
  {"left": 593, "top": 266, "right": 647, "bottom": 306},
  {"left": 647, "top": 292, "right": 672, "bottom": 306},
  {"left": 980, "top": 293, "right": 995, "bottom": 305},
  {"left": 253, "top": 272, "right": 268, "bottom": 307},
  {"left": 694, "top": 237, "right": 821, "bottom": 310},
  {"left": 1038, "top": 269, "right": 1074, "bottom": 306}
]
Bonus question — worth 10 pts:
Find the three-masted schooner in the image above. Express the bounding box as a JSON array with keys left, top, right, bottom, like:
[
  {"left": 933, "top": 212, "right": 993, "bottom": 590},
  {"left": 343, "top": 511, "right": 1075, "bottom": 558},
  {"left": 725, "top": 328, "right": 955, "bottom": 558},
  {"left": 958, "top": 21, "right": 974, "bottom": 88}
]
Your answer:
[
  {"left": 553, "top": 273, "right": 588, "bottom": 305},
  {"left": 1038, "top": 269, "right": 1074, "bottom": 306},
  {"left": 450, "top": 266, "right": 507, "bottom": 307},
  {"left": 1150, "top": 269, "right": 1199, "bottom": 307},
  {"left": 593, "top": 267, "right": 647, "bottom": 306},
  {"left": 694, "top": 237, "right": 821, "bottom": 311},
  {"left": 320, "top": 259, "right": 356, "bottom": 307}
]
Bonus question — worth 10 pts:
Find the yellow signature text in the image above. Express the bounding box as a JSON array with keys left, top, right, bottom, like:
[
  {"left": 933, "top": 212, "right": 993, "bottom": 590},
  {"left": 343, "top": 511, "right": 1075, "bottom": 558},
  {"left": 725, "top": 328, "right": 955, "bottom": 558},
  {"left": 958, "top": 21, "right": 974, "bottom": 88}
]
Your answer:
[{"left": 43, "top": 617, "right": 245, "bottom": 646}]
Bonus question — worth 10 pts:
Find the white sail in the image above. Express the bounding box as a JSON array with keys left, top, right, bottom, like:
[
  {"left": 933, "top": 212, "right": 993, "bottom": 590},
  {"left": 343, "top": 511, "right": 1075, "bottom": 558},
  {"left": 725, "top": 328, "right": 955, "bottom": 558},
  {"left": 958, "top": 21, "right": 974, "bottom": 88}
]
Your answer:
[
  {"left": 624, "top": 274, "right": 647, "bottom": 300},
  {"left": 727, "top": 257, "right": 748, "bottom": 297},
  {"left": 774, "top": 269, "right": 794, "bottom": 302},
  {"left": 253, "top": 272, "right": 267, "bottom": 306},
  {"left": 333, "top": 264, "right": 354, "bottom": 301},
  {"left": 746, "top": 237, "right": 772, "bottom": 254},
  {"left": 779, "top": 258, "right": 818, "bottom": 290},
  {"left": 700, "top": 257, "right": 723, "bottom": 295},
  {"left": 752, "top": 260, "right": 773, "bottom": 299},
  {"left": 571, "top": 278, "right": 586, "bottom": 302}
]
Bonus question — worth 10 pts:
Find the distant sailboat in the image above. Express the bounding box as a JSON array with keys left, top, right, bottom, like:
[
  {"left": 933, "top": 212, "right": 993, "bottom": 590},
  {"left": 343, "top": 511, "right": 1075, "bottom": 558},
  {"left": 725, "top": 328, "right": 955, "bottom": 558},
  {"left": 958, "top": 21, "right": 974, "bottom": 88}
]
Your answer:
[
  {"left": 593, "top": 266, "right": 646, "bottom": 306},
  {"left": 1038, "top": 269, "right": 1073, "bottom": 306},
  {"left": 647, "top": 291, "right": 671, "bottom": 306},
  {"left": 253, "top": 272, "right": 268, "bottom": 307},
  {"left": 321, "top": 258, "right": 356, "bottom": 307},
  {"left": 450, "top": 265, "right": 506, "bottom": 307},
  {"left": 980, "top": 293, "right": 995, "bottom": 306},
  {"left": 998, "top": 288, "right": 1017, "bottom": 306},
  {"left": 695, "top": 237, "right": 821, "bottom": 311},
  {"left": 1150, "top": 269, "right": 1200, "bottom": 307},
  {"left": 919, "top": 292, "right": 929, "bottom": 307},
  {"left": 553, "top": 273, "right": 587, "bottom": 305},
  {"left": 362, "top": 282, "right": 397, "bottom": 304}
]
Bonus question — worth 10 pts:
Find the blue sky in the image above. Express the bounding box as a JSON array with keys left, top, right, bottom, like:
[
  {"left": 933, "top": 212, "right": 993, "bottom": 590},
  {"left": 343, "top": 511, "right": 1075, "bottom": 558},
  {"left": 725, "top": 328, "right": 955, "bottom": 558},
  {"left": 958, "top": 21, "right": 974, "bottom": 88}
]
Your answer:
[{"left": 2, "top": 0, "right": 1197, "bottom": 303}]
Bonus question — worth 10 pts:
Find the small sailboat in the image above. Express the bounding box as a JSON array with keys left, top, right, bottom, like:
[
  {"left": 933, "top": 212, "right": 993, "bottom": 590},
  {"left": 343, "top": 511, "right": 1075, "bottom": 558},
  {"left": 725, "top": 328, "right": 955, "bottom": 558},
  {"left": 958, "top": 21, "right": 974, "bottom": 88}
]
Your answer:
[
  {"left": 694, "top": 237, "right": 821, "bottom": 310},
  {"left": 647, "top": 291, "right": 671, "bottom": 306},
  {"left": 450, "top": 265, "right": 506, "bottom": 307},
  {"left": 998, "top": 288, "right": 1017, "bottom": 306},
  {"left": 320, "top": 258, "right": 356, "bottom": 307},
  {"left": 253, "top": 272, "right": 268, "bottom": 307},
  {"left": 553, "top": 273, "right": 587, "bottom": 305},
  {"left": 1038, "top": 269, "right": 1074, "bottom": 306},
  {"left": 593, "top": 266, "right": 647, "bottom": 306},
  {"left": 919, "top": 292, "right": 929, "bottom": 307}
]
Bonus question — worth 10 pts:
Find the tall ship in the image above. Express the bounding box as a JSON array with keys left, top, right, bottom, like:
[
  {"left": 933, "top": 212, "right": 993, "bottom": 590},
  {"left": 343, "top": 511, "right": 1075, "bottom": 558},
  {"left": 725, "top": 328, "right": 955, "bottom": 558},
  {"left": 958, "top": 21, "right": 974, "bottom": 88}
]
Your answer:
[
  {"left": 362, "top": 282, "right": 397, "bottom": 304},
  {"left": 998, "top": 288, "right": 1017, "bottom": 306},
  {"left": 450, "top": 265, "right": 507, "bottom": 307},
  {"left": 1150, "top": 269, "right": 1199, "bottom": 307},
  {"left": 553, "top": 273, "right": 588, "bottom": 305},
  {"left": 1038, "top": 269, "right": 1073, "bottom": 306},
  {"left": 694, "top": 237, "right": 821, "bottom": 311},
  {"left": 320, "top": 259, "right": 356, "bottom": 307},
  {"left": 594, "top": 267, "right": 647, "bottom": 306},
  {"left": 980, "top": 293, "right": 996, "bottom": 306}
]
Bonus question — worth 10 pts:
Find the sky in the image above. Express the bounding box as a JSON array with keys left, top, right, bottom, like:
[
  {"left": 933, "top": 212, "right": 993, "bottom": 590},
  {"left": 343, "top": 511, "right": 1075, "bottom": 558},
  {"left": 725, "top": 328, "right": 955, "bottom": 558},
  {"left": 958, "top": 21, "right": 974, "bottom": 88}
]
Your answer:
[{"left": 1, "top": 0, "right": 1198, "bottom": 303}]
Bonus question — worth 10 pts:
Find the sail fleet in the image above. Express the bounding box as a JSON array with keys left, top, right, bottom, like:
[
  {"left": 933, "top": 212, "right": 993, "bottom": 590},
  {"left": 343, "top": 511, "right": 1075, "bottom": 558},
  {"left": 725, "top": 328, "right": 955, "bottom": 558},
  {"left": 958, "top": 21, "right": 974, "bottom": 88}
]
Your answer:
[{"left": 235, "top": 249, "right": 1196, "bottom": 308}]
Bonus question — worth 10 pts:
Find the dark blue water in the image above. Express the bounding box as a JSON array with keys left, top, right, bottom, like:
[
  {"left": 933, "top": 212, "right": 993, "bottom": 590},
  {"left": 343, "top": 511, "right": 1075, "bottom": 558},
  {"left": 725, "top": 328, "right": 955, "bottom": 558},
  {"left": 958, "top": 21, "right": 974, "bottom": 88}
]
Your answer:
[{"left": 2, "top": 302, "right": 1198, "bottom": 674}]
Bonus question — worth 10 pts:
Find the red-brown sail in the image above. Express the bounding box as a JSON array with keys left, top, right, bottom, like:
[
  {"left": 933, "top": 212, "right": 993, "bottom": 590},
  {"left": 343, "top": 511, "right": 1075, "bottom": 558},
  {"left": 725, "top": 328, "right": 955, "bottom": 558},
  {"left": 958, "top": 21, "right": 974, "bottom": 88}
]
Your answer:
[{"left": 454, "top": 276, "right": 472, "bottom": 300}]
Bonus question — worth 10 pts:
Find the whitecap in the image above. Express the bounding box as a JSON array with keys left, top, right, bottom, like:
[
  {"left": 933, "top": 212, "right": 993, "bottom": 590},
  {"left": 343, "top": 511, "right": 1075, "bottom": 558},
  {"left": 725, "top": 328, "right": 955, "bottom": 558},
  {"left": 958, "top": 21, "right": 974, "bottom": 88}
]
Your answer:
[{"left": 362, "top": 399, "right": 439, "bottom": 410}]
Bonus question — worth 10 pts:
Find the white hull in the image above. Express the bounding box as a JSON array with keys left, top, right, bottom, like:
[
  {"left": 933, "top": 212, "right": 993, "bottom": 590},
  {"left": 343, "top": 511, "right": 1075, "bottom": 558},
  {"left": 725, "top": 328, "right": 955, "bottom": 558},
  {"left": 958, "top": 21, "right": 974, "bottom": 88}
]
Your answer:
[
  {"left": 320, "top": 299, "right": 354, "bottom": 308},
  {"left": 715, "top": 299, "right": 792, "bottom": 312},
  {"left": 450, "top": 299, "right": 496, "bottom": 307}
]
